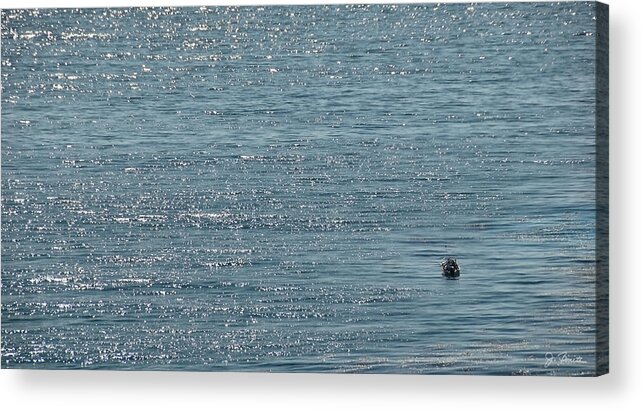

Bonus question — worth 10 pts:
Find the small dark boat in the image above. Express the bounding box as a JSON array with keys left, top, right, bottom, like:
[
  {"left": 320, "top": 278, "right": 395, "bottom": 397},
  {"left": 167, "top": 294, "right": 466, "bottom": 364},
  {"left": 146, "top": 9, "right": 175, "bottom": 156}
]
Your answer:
[{"left": 441, "top": 257, "right": 460, "bottom": 279}]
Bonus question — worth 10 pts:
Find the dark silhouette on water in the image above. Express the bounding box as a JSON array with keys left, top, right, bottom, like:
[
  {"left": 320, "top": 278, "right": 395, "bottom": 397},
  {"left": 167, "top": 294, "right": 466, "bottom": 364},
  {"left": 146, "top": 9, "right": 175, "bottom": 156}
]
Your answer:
[{"left": 441, "top": 257, "right": 460, "bottom": 279}]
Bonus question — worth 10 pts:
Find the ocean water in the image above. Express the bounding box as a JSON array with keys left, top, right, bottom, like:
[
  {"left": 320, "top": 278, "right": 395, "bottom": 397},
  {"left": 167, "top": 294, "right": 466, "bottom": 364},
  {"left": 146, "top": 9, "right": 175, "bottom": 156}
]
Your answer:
[{"left": 1, "top": 3, "right": 600, "bottom": 375}]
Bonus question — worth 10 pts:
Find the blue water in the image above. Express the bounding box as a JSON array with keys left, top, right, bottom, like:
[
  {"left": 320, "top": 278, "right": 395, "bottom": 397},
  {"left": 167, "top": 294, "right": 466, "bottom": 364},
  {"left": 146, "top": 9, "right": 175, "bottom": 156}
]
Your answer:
[{"left": 1, "top": 3, "right": 599, "bottom": 375}]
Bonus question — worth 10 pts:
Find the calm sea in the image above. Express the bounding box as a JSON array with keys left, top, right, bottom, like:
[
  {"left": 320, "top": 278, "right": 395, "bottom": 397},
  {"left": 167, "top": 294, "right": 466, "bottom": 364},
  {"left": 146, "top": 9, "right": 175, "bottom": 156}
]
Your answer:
[{"left": 2, "top": 3, "right": 599, "bottom": 375}]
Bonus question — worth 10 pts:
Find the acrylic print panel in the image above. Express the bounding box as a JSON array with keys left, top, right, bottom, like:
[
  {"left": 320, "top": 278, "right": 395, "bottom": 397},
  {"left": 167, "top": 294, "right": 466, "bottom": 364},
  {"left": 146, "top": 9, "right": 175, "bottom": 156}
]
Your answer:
[{"left": 1, "top": 2, "right": 608, "bottom": 376}]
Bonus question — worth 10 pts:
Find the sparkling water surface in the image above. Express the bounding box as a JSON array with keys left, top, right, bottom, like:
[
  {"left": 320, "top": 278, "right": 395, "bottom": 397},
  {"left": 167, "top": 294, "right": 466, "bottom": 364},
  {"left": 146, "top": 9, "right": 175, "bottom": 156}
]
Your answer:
[{"left": 2, "top": 3, "right": 599, "bottom": 375}]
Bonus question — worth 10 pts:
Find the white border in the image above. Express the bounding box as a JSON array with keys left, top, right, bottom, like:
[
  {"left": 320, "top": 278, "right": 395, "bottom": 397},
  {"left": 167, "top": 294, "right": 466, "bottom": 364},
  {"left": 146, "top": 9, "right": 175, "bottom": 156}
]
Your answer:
[{"left": 2, "top": 0, "right": 641, "bottom": 409}]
